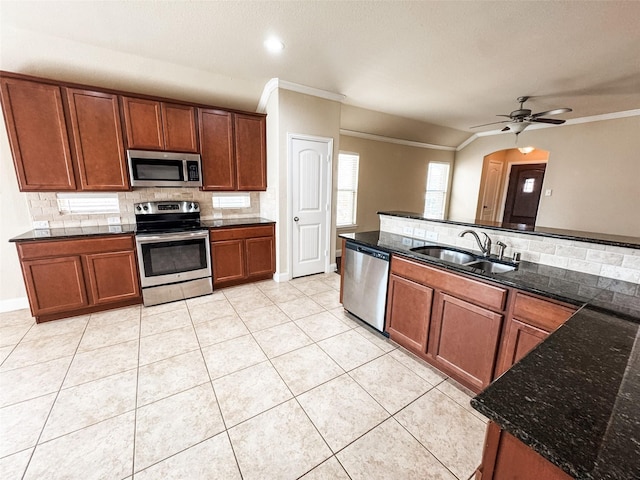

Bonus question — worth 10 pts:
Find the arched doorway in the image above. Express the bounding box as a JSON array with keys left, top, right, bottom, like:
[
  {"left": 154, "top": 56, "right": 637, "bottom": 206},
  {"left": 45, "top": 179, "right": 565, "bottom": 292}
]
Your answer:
[{"left": 476, "top": 147, "right": 549, "bottom": 227}]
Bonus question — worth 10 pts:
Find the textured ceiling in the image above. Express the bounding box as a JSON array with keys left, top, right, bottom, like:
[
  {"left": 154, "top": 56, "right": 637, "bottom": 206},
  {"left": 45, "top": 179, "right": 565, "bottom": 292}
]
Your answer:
[{"left": 1, "top": 1, "right": 639, "bottom": 134}]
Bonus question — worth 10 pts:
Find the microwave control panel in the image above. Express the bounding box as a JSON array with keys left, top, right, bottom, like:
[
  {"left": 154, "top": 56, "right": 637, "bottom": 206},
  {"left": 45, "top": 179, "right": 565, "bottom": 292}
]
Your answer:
[{"left": 187, "top": 161, "right": 200, "bottom": 181}]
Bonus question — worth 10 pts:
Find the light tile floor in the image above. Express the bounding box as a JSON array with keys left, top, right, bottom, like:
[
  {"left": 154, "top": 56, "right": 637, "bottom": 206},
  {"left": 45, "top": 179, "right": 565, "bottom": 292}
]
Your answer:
[{"left": 0, "top": 272, "right": 487, "bottom": 479}]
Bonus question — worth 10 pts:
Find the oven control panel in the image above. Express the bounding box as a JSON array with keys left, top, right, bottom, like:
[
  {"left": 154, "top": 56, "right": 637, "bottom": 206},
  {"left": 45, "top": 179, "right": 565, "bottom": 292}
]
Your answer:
[{"left": 134, "top": 201, "right": 200, "bottom": 214}]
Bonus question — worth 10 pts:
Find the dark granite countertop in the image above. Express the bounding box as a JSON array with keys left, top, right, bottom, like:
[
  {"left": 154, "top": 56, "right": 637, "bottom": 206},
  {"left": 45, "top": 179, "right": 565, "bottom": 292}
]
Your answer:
[
  {"left": 379, "top": 211, "right": 640, "bottom": 249},
  {"left": 9, "top": 218, "right": 275, "bottom": 243},
  {"left": 340, "top": 230, "right": 640, "bottom": 478},
  {"left": 339, "top": 230, "right": 640, "bottom": 319},
  {"left": 472, "top": 308, "right": 640, "bottom": 480}
]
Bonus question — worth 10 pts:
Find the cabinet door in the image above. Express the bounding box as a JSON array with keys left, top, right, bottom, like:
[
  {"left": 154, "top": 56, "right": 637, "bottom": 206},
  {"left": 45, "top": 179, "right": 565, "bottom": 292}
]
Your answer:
[
  {"left": 211, "top": 240, "right": 245, "bottom": 285},
  {"left": 234, "top": 114, "right": 266, "bottom": 191},
  {"left": 429, "top": 292, "right": 503, "bottom": 392},
  {"left": 21, "top": 256, "right": 88, "bottom": 316},
  {"left": 66, "top": 88, "right": 129, "bottom": 191},
  {"left": 0, "top": 77, "right": 76, "bottom": 191},
  {"left": 386, "top": 274, "right": 433, "bottom": 354},
  {"left": 480, "top": 422, "right": 573, "bottom": 480},
  {"left": 84, "top": 251, "right": 140, "bottom": 305},
  {"left": 199, "top": 108, "right": 235, "bottom": 190},
  {"left": 495, "top": 319, "right": 548, "bottom": 377},
  {"left": 121, "top": 96, "right": 163, "bottom": 150},
  {"left": 246, "top": 236, "right": 275, "bottom": 279},
  {"left": 161, "top": 103, "right": 198, "bottom": 153}
]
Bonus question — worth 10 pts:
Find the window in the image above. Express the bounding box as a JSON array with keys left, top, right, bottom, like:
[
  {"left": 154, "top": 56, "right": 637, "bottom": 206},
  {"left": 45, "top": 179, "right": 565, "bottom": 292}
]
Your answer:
[
  {"left": 336, "top": 153, "right": 359, "bottom": 227},
  {"left": 424, "top": 162, "right": 450, "bottom": 219},
  {"left": 212, "top": 193, "right": 251, "bottom": 209},
  {"left": 56, "top": 193, "right": 119, "bottom": 215}
]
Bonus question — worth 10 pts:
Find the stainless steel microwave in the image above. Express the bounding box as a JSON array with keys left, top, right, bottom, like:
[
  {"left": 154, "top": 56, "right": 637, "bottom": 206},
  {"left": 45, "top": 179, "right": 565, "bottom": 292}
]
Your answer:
[{"left": 127, "top": 150, "right": 203, "bottom": 187}]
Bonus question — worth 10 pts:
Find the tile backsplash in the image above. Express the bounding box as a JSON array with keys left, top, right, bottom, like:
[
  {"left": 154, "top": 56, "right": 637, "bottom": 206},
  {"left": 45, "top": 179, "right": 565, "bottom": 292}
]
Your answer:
[
  {"left": 380, "top": 214, "right": 640, "bottom": 284},
  {"left": 25, "top": 189, "right": 262, "bottom": 228}
]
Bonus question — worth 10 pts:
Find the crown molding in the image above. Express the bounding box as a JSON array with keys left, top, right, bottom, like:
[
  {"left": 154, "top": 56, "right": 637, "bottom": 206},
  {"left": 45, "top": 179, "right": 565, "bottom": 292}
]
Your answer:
[
  {"left": 456, "top": 109, "right": 640, "bottom": 151},
  {"left": 257, "top": 78, "right": 346, "bottom": 113},
  {"left": 340, "top": 129, "right": 456, "bottom": 151}
]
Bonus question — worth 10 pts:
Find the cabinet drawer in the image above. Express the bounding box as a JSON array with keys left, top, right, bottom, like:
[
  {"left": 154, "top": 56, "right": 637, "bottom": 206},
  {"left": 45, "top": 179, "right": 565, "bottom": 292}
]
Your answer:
[
  {"left": 512, "top": 293, "right": 576, "bottom": 332},
  {"left": 17, "top": 235, "right": 135, "bottom": 260},
  {"left": 209, "top": 225, "right": 274, "bottom": 241},
  {"left": 391, "top": 256, "right": 507, "bottom": 311}
]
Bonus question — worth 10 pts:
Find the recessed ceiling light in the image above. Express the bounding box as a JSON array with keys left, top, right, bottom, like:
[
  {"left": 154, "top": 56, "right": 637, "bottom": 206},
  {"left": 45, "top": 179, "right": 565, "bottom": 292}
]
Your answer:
[{"left": 264, "top": 37, "right": 285, "bottom": 54}]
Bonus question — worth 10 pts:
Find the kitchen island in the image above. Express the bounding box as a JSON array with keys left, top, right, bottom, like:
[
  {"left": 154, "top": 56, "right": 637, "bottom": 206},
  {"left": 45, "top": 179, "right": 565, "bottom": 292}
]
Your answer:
[{"left": 340, "top": 229, "right": 640, "bottom": 479}]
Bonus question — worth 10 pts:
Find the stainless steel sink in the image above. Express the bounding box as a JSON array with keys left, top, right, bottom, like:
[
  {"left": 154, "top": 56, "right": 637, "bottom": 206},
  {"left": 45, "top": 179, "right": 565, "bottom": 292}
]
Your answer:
[
  {"left": 465, "top": 260, "right": 517, "bottom": 273},
  {"left": 410, "top": 246, "right": 478, "bottom": 264}
]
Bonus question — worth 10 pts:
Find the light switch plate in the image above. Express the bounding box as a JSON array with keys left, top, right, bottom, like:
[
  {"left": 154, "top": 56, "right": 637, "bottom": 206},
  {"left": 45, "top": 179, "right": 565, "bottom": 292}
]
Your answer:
[
  {"left": 32, "top": 220, "right": 49, "bottom": 229},
  {"left": 414, "top": 228, "right": 426, "bottom": 239},
  {"left": 424, "top": 231, "right": 438, "bottom": 241},
  {"left": 403, "top": 226, "right": 414, "bottom": 236},
  {"left": 213, "top": 212, "right": 223, "bottom": 219},
  {"left": 545, "top": 189, "right": 553, "bottom": 196}
]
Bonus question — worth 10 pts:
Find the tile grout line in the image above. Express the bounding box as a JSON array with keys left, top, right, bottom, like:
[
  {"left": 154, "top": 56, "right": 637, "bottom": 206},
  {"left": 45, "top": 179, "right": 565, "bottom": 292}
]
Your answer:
[
  {"left": 18, "top": 316, "right": 91, "bottom": 480},
  {"left": 130, "top": 306, "right": 143, "bottom": 478}
]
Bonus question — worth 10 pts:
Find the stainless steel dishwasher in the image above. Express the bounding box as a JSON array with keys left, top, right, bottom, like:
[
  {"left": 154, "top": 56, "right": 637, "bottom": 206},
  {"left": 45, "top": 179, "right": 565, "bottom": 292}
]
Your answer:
[{"left": 343, "top": 240, "right": 390, "bottom": 333}]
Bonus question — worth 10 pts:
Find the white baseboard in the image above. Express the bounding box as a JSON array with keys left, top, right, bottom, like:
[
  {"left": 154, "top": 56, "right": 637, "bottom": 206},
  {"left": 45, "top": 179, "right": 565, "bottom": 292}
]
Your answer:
[
  {"left": 273, "top": 272, "right": 291, "bottom": 282},
  {"left": 0, "top": 297, "right": 30, "bottom": 313},
  {"left": 328, "top": 263, "right": 337, "bottom": 272},
  {"left": 336, "top": 249, "right": 342, "bottom": 257}
]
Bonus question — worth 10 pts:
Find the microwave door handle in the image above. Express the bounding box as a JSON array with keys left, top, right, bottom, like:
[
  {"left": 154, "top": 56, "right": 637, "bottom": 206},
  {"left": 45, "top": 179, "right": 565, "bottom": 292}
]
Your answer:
[{"left": 136, "top": 231, "right": 209, "bottom": 243}]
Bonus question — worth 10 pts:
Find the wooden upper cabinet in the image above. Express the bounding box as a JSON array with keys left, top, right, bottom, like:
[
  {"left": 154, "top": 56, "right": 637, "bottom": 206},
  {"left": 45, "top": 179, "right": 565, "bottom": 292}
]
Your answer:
[
  {"left": 199, "top": 108, "right": 235, "bottom": 190},
  {"left": 234, "top": 114, "right": 266, "bottom": 190},
  {"left": 161, "top": 103, "right": 198, "bottom": 152},
  {"left": 121, "top": 96, "right": 197, "bottom": 152},
  {"left": 121, "top": 96, "right": 163, "bottom": 150},
  {"left": 0, "top": 77, "right": 76, "bottom": 191},
  {"left": 66, "top": 88, "right": 129, "bottom": 191}
]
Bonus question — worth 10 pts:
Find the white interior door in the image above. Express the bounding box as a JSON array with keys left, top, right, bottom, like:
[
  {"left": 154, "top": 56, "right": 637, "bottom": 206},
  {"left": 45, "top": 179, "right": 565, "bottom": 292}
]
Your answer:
[
  {"left": 480, "top": 159, "right": 504, "bottom": 221},
  {"left": 291, "top": 136, "right": 332, "bottom": 278}
]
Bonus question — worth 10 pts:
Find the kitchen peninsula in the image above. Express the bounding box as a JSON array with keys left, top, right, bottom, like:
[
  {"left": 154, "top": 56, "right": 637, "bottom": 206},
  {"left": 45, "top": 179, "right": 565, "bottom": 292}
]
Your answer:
[{"left": 340, "top": 211, "right": 640, "bottom": 479}]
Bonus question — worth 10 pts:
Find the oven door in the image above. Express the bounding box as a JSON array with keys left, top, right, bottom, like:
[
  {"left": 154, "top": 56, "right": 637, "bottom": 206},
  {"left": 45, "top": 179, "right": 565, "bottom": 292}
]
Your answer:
[{"left": 135, "top": 230, "right": 211, "bottom": 288}]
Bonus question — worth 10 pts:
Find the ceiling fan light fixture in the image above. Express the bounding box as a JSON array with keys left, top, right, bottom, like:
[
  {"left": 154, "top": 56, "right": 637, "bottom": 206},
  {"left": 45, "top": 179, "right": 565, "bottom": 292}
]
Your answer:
[
  {"left": 507, "top": 122, "right": 530, "bottom": 134},
  {"left": 518, "top": 146, "right": 535, "bottom": 155}
]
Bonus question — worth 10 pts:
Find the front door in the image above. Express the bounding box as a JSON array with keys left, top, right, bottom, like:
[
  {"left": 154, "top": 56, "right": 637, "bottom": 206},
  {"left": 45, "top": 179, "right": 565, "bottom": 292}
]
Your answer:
[
  {"left": 290, "top": 136, "right": 332, "bottom": 278},
  {"left": 502, "top": 163, "right": 546, "bottom": 226}
]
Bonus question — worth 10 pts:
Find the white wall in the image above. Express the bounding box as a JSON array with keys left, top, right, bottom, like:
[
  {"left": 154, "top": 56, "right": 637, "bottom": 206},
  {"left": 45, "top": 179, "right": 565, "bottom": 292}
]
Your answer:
[{"left": 450, "top": 116, "right": 640, "bottom": 237}]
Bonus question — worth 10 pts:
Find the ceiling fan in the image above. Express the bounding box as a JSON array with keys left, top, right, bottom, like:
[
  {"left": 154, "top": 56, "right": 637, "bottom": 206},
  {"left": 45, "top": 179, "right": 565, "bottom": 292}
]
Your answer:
[{"left": 471, "top": 96, "right": 572, "bottom": 135}]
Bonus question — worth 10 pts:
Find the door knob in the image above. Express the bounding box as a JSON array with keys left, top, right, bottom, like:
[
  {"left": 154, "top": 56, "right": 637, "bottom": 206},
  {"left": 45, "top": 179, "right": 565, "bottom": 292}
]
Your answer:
[{"left": 294, "top": 216, "right": 299, "bottom": 222}]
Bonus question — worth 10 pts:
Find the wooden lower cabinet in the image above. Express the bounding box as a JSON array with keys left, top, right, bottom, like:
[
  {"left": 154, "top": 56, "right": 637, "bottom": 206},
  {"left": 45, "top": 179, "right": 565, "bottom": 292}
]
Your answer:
[
  {"left": 211, "top": 240, "right": 246, "bottom": 284},
  {"left": 386, "top": 274, "right": 432, "bottom": 354},
  {"left": 495, "top": 293, "right": 576, "bottom": 376},
  {"left": 477, "top": 422, "right": 573, "bottom": 480},
  {"left": 210, "top": 224, "right": 275, "bottom": 287},
  {"left": 429, "top": 293, "right": 503, "bottom": 391},
  {"left": 16, "top": 235, "right": 141, "bottom": 322},
  {"left": 21, "top": 256, "right": 89, "bottom": 316}
]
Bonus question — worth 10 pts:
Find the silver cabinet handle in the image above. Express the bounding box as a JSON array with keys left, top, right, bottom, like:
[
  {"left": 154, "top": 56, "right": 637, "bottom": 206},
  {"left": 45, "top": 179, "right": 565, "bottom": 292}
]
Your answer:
[{"left": 294, "top": 217, "right": 299, "bottom": 222}]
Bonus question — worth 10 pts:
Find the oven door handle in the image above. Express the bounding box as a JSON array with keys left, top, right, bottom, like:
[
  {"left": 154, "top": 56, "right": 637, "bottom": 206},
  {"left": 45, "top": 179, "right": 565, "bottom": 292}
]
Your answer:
[{"left": 136, "top": 231, "right": 210, "bottom": 243}]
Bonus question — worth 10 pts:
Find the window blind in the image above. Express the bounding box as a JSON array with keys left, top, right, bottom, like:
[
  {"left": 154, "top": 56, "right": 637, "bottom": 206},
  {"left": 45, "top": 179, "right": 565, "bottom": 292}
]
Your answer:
[
  {"left": 337, "top": 153, "right": 359, "bottom": 227},
  {"left": 424, "top": 162, "right": 450, "bottom": 219},
  {"left": 56, "top": 193, "right": 120, "bottom": 215}
]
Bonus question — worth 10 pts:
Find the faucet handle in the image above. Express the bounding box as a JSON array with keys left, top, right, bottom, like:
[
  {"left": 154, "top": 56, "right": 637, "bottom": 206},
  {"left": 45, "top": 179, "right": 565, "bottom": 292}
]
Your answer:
[{"left": 496, "top": 241, "right": 507, "bottom": 260}]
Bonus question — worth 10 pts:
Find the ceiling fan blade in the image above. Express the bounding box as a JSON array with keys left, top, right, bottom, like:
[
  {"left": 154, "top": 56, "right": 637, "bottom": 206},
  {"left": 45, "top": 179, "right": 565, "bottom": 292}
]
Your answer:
[
  {"left": 531, "top": 118, "right": 566, "bottom": 125},
  {"left": 470, "top": 120, "right": 510, "bottom": 128},
  {"left": 497, "top": 114, "right": 512, "bottom": 118},
  {"left": 531, "top": 107, "right": 572, "bottom": 117},
  {"left": 501, "top": 126, "right": 511, "bottom": 132}
]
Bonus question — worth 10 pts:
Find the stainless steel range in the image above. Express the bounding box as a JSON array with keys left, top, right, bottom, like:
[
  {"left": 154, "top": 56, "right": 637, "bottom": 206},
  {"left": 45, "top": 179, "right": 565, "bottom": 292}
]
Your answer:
[{"left": 135, "top": 201, "right": 212, "bottom": 306}]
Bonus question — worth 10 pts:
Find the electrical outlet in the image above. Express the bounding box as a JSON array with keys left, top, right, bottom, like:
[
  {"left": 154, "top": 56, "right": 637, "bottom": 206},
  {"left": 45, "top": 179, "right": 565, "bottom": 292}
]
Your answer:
[
  {"left": 32, "top": 220, "right": 49, "bottom": 229},
  {"left": 414, "top": 228, "right": 426, "bottom": 239},
  {"left": 108, "top": 225, "right": 123, "bottom": 233},
  {"left": 413, "top": 239, "right": 425, "bottom": 247},
  {"left": 403, "top": 226, "right": 414, "bottom": 236},
  {"left": 35, "top": 229, "right": 51, "bottom": 237},
  {"left": 402, "top": 237, "right": 412, "bottom": 246},
  {"left": 213, "top": 212, "right": 223, "bottom": 219},
  {"left": 107, "top": 216, "right": 120, "bottom": 225},
  {"left": 424, "top": 231, "right": 438, "bottom": 241}
]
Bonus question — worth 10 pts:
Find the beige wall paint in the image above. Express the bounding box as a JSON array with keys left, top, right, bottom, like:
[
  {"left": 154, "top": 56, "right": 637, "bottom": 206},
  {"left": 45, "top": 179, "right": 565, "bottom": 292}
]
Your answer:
[
  {"left": 450, "top": 116, "right": 640, "bottom": 236},
  {"left": 273, "top": 89, "right": 342, "bottom": 278},
  {"left": 0, "top": 113, "right": 31, "bottom": 306},
  {"left": 340, "top": 104, "right": 468, "bottom": 147},
  {"left": 338, "top": 135, "right": 455, "bottom": 244}
]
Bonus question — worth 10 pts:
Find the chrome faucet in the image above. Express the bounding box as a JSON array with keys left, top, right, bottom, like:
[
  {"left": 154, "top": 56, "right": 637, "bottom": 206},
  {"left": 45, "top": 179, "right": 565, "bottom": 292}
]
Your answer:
[
  {"left": 496, "top": 241, "right": 507, "bottom": 260},
  {"left": 459, "top": 230, "right": 492, "bottom": 257}
]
